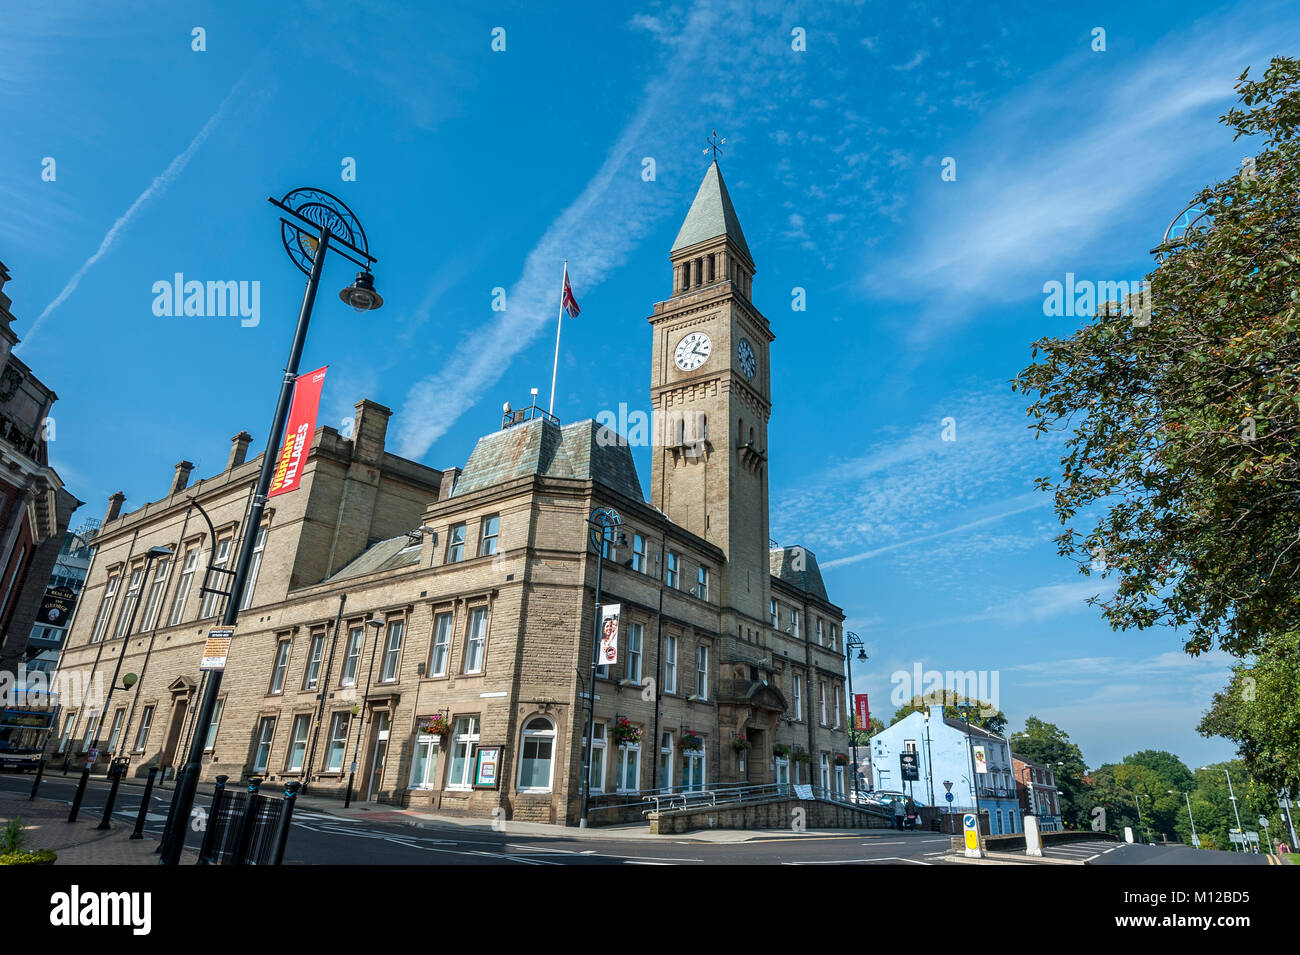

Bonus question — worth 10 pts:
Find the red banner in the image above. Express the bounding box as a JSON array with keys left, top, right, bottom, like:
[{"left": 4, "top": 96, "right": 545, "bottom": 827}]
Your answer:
[
  {"left": 268, "top": 366, "right": 327, "bottom": 498},
  {"left": 855, "top": 693, "right": 870, "bottom": 732}
]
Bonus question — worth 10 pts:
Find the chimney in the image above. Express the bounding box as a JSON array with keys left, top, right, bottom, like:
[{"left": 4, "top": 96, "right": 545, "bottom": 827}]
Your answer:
[
  {"left": 170, "top": 461, "right": 194, "bottom": 495},
  {"left": 352, "top": 399, "right": 391, "bottom": 466},
  {"left": 104, "top": 491, "right": 126, "bottom": 525},
  {"left": 228, "top": 431, "right": 253, "bottom": 470}
]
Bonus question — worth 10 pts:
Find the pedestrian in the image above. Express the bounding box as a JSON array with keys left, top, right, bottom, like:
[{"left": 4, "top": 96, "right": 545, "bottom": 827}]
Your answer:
[
  {"left": 905, "top": 795, "right": 918, "bottom": 831},
  {"left": 892, "top": 797, "right": 905, "bottom": 831}
]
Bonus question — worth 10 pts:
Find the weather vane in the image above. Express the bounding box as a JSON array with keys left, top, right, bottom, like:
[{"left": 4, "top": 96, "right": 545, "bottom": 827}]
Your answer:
[{"left": 703, "top": 129, "right": 725, "bottom": 163}]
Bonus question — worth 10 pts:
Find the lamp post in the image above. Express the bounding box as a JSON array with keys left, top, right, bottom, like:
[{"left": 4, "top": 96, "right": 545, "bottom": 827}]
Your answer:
[
  {"left": 160, "top": 188, "right": 381, "bottom": 865},
  {"left": 579, "top": 507, "right": 622, "bottom": 829},
  {"left": 345, "top": 618, "right": 386, "bottom": 809},
  {"left": 955, "top": 700, "right": 982, "bottom": 829},
  {"left": 1201, "top": 764, "right": 1242, "bottom": 857},
  {"left": 843, "top": 632, "right": 867, "bottom": 797},
  {"left": 1170, "top": 789, "right": 1199, "bottom": 847},
  {"left": 90, "top": 546, "right": 172, "bottom": 767}
]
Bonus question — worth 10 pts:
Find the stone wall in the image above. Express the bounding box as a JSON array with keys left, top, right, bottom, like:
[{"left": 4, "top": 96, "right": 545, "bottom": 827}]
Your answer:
[{"left": 649, "top": 796, "right": 892, "bottom": 834}]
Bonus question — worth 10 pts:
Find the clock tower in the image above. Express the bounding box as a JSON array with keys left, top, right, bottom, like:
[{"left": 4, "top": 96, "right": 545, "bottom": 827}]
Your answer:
[{"left": 649, "top": 160, "right": 773, "bottom": 625}]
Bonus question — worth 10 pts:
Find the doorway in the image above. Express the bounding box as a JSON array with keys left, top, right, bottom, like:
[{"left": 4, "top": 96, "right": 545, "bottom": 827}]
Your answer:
[
  {"left": 160, "top": 697, "right": 189, "bottom": 769},
  {"left": 366, "top": 711, "right": 391, "bottom": 801}
]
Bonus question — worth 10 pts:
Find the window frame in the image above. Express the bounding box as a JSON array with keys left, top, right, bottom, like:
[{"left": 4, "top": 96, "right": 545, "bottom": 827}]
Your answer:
[
  {"left": 198, "top": 538, "right": 232, "bottom": 619},
  {"left": 132, "top": 706, "right": 154, "bottom": 753},
  {"left": 379, "top": 619, "right": 405, "bottom": 683},
  {"left": 240, "top": 526, "right": 268, "bottom": 610},
  {"left": 340, "top": 625, "right": 364, "bottom": 687},
  {"left": 462, "top": 606, "right": 487, "bottom": 675},
  {"left": 446, "top": 523, "right": 467, "bottom": 563},
  {"left": 252, "top": 716, "right": 276, "bottom": 774},
  {"left": 168, "top": 549, "right": 198, "bottom": 626},
  {"left": 286, "top": 714, "right": 311, "bottom": 772},
  {"left": 479, "top": 514, "right": 500, "bottom": 557},
  {"left": 696, "top": 643, "right": 709, "bottom": 701},
  {"left": 663, "top": 634, "right": 677, "bottom": 694},
  {"left": 204, "top": 698, "right": 225, "bottom": 752},
  {"left": 269, "top": 639, "right": 291, "bottom": 695},
  {"left": 626, "top": 622, "right": 642, "bottom": 684},
  {"left": 517, "top": 716, "right": 557, "bottom": 793},
  {"left": 325, "top": 712, "right": 350, "bottom": 773},
  {"left": 446, "top": 716, "right": 480, "bottom": 791},
  {"left": 429, "top": 611, "right": 454, "bottom": 677},
  {"left": 303, "top": 632, "right": 326, "bottom": 690}
]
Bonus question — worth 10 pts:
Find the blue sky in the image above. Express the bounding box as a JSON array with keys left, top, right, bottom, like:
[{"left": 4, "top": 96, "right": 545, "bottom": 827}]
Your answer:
[{"left": 5, "top": 0, "right": 1294, "bottom": 769}]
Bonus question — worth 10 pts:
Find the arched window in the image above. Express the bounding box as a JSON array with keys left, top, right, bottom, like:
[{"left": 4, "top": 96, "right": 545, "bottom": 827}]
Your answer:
[{"left": 517, "top": 716, "right": 556, "bottom": 792}]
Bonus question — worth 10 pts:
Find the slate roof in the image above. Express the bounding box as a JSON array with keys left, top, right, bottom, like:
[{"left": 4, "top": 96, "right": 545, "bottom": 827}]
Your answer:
[
  {"left": 943, "top": 718, "right": 1007, "bottom": 742},
  {"left": 671, "top": 161, "right": 753, "bottom": 264},
  {"left": 769, "top": 545, "right": 829, "bottom": 602},
  {"left": 326, "top": 537, "right": 421, "bottom": 583},
  {"left": 452, "top": 417, "right": 643, "bottom": 502}
]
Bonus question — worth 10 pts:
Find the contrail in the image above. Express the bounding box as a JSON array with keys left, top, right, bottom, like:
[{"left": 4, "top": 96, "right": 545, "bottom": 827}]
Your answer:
[
  {"left": 21, "top": 82, "right": 242, "bottom": 346},
  {"left": 821, "top": 501, "right": 1048, "bottom": 569},
  {"left": 392, "top": 1, "right": 721, "bottom": 460}
]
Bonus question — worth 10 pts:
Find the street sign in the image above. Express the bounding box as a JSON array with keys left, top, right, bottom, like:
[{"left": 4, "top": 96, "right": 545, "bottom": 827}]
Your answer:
[
  {"left": 200, "top": 628, "right": 235, "bottom": 671},
  {"left": 793, "top": 784, "right": 814, "bottom": 801},
  {"left": 1278, "top": 791, "right": 1293, "bottom": 809},
  {"left": 900, "top": 752, "right": 920, "bottom": 781},
  {"left": 943, "top": 780, "right": 953, "bottom": 792},
  {"left": 963, "top": 812, "right": 981, "bottom": 856},
  {"left": 945, "top": 791, "right": 954, "bottom": 803},
  {"left": 1259, "top": 815, "right": 1270, "bottom": 828}
]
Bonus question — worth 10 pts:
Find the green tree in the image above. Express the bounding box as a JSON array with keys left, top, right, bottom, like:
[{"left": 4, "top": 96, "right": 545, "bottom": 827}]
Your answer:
[
  {"left": 1011, "top": 57, "right": 1300, "bottom": 658},
  {"left": 890, "top": 693, "right": 1008, "bottom": 735},
  {"left": 1198, "top": 631, "right": 1300, "bottom": 797},
  {"left": 848, "top": 713, "right": 885, "bottom": 745},
  {"left": 1008, "top": 717, "right": 1089, "bottom": 828}
]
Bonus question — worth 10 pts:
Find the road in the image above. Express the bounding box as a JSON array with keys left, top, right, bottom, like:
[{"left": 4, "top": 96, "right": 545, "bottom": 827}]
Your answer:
[{"left": 0, "top": 772, "right": 1280, "bottom": 865}]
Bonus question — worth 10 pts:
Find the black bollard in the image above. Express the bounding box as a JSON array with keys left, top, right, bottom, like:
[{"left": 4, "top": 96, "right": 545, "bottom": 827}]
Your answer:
[
  {"left": 131, "top": 767, "right": 158, "bottom": 840},
  {"left": 232, "top": 777, "right": 263, "bottom": 866},
  {"left": 269, "top": 781, "right": 301, "bottom": 865},
  {"left": 67, "top": 765, "right": 90, "bottom": 823},
  {"left": 196, "top": 775, "right": 229, "bottom": 865},
  {"left": 155, "top": 768, "right": 185, "bottom": 856},
  {"left": 96, "top": 761, "right": 125, "bottom": 830},
  {"left": 29, "top": 759, "right": 45, "bottom": 800}
]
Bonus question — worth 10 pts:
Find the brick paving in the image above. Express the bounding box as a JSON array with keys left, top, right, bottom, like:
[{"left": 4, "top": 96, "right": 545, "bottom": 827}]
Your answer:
[{"left": 0, "top": 794, "right": 194, "bottom": 865}]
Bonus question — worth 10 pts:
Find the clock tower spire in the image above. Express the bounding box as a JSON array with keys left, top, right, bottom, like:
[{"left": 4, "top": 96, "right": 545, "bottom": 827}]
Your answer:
[{"left": 648, "top": 158, "right": 773, "bottom": 624}]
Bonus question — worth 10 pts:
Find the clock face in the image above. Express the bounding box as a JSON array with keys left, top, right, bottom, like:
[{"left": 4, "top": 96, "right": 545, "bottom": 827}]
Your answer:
[
  {"left": 737, "top": 338, "right": 757, "bottom": 379},
  {"left": 674, "top": 331, "right": 712, "bottom": 371}
]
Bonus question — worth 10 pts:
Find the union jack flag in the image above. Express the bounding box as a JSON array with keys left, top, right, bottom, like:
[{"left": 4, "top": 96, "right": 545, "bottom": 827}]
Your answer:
[{"left": 562, "top": 266, "right": 581, "bottom": 318}]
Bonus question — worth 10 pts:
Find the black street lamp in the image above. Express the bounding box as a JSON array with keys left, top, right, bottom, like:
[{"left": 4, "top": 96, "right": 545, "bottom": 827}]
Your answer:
[
  {"left": 843, "top": 631, "right": 867, "bottom": 796},
  {"left": 89, "top": 545, "right": 172, "bottom": 766},
  {"left": 160, "top": 188, "right": 381, "bottom": 865},
  {"left": 579, "top": 507, "right": 623, "bottom": 829}
]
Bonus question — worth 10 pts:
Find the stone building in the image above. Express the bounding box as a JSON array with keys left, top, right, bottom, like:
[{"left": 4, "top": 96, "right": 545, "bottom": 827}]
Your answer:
[
  {"left": 0, "top": 261, "right": 81, "bottom": 678},
  {"left": 50, "top": 161, "right": 850, "bottom": 825}
]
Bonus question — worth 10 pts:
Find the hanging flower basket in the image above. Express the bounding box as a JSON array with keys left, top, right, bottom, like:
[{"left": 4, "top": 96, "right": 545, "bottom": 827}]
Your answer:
[
  {"left": 834, "top": 753, "right": 850, "bottom": 767},
  {"left": 419, "top": 714, "right": 452, "bottom": 737},
  {"left": 772, "top": 744, "right": 791, "bottom": 759},
  {"left": 680, "top": 730, "right": 704, "bottom": 752},
  {"left": 731, "top": 735, "right": 751, "bottom": 753},
  {"left": 792, "top": 747, "right": 811, "bottom": 764},
  {"left": 613, "top": 718, "right": 642, "bottom": 746}
]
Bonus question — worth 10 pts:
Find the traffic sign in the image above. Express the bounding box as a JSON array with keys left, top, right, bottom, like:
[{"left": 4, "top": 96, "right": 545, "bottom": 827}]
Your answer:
[
  {"left": 943, "top": 780, "right": 953, "bottom": 792},
  {"left": 1259, "top": 815, "right": 1270, "bottom": 828},
  {"left": 945, "top": 791, "right": 954, "bottom": 803},
  {"left": 201, "top": 627, "right": 235, "bottom": 671}
]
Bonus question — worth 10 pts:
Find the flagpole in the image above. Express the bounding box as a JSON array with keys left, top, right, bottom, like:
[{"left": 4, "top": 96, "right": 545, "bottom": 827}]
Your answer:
[{"left": 548, "top": 260, "right": 567, "bottom": 416}]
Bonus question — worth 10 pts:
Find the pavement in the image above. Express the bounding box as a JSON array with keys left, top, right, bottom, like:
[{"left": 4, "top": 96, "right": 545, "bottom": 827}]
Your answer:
[{"left": 0, "top": 792, "right": 195, "bottom": 865}]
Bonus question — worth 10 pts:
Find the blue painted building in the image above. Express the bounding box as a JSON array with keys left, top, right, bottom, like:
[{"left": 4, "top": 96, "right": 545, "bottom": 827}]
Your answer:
[{"left": 869, "top": 705, "right": 1021, "bottom": 835}]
